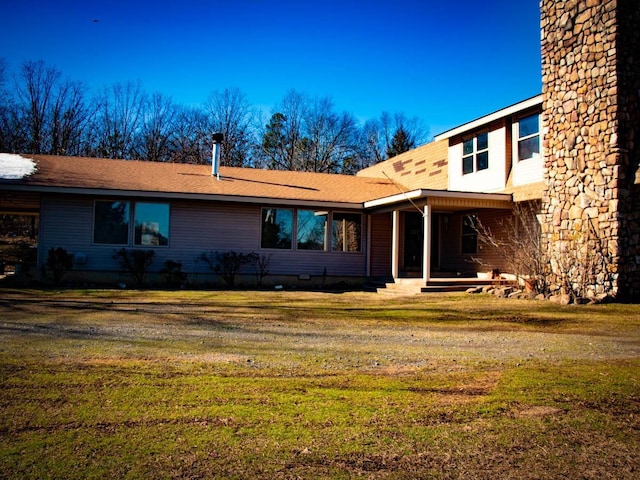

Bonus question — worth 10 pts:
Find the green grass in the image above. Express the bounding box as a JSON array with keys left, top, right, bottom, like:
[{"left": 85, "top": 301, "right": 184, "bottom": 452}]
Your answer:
[{"left": 0, "top": 289, "right": 639, "bottom": 478}]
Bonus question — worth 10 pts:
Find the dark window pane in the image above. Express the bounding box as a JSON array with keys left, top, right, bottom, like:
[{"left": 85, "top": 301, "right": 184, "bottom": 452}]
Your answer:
[
  {"left": 297, "top": 209, "right": 327, "bottom": 250},
  {"left": 519, "top": 114, "right": 539, "bottom": 138},
  {"left": 476, "top": 151, "right": 489, "bottom": 170},
  {"left": 94, "top": 201, "right": 129, "bottom": 245},
  {"left": 462, "top": 155, "right": 474, "bottom": 174},
  {"left": 518, "top": 136, "right": 540, "bottom": 161},
  {"left": 261, "top": 208, "right": 292, "bottom": 249},
  {"left": 461, "top": 233, "right": 477, "bottom": 254},
  {"left": 462, "top": 215, "right": 477, "bottom": 234},
  {"left": 461, "top": 215, "right": 477, "bottom": 254},
  {"left": 463, "top": 139, "right": 474, "bottom": 156},
  {"left": 134, "top": 203, "right": 169, "bottom": 246},
  {"left": 332, "top": 213, "right": 361, "bottom": 252},
  {"left": 476, "top": 132, "right": 488, "bottom": 151}
]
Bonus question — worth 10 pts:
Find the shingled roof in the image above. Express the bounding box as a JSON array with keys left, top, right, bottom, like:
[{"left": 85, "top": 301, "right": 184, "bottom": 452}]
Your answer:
[{"left": 1, "top": 155, "right": 401, "bottom": 208}]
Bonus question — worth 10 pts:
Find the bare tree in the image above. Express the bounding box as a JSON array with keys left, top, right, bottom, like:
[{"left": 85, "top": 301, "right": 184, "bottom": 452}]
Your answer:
[
  {"left": 138, "top": 92, "right": 177, "bottom": 162},
  {"left": 355, "top": 111, "right": 428, "bottom": 166},
  {"left": 474, "top": 202, "right": 550, "bottom": 295},
  {"left": 167, "top": 106, "right": 211, "bottom": 164},
  {"left": 260, "top": 90, "right": 308, "bottom": 171},
  {"left": 49, "top": 79, "right": 94, "bottom": 156},
  {"left": 303, "top": 97, "right": 358, "bottom": 173},
  {"left": 0, "top": 58, "right": 24, "bottom": 152},
  {"left": 205, "top": 88, "right": 256, "bottom": 167},
  {"left": 15, "top": 60, "right": 60, "bottom": 154},
  {"left": 92, "top": 81, "right": 146, "bottom": 159}
]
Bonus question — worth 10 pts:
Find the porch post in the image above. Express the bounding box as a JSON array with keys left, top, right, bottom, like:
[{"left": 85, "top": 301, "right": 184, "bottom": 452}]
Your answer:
[
  {"left": 423, "top": 204, "right": 431, "bottom": 284},
  {"left": 391, "top": 210, "right": 400, "bottom": 278}
]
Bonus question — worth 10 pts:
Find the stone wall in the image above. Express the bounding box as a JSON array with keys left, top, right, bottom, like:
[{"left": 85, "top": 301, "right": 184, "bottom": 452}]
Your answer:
[{"left": 540, "top": 0, "right": 640, "bottom": 300}]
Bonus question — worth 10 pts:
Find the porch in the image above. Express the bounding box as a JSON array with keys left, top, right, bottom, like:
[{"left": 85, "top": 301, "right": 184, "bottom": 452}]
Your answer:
[{"left": 366, "top": 189, "right": 516, "bottom": 292}]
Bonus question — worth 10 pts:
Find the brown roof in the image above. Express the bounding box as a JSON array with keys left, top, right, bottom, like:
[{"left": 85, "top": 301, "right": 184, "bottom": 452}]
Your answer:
[
  {"left": 357, "top": 140, "right": 449, "bottom": 191},
  {"left": 6, "top": 155, "right": 399, "bottom": 206}
]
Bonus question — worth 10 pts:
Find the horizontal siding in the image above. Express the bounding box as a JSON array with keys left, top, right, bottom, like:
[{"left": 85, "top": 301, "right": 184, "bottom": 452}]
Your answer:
[
  {"left": 369, "top": 213, "right": 392, "bottom": 277},
  {"left": 448, "top": 127, "right": 508, "bottom": 193},
  {"left": 38, "top": 195, "right": 367, "bottom": 278},
  {"left": 439, "top": 210, "right": 513, "bottom": 274}
]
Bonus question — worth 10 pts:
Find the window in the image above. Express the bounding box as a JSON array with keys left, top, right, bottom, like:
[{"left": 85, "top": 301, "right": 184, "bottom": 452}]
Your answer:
[
  {"left": 297, "top": 209, "right": 327, "bottom": 250},
  {"left": 261, "top": 208, "right": 293, "bottom": 249},
  {"left": 331, "top": 212, "right": 361, "bottom": 252},
  {"left": 517, "top": 114, "right": 540, "bottom": 161},
  {"left": 94, "top": 201, "right": 130, "bottom": 245},
  {"left": 461, "top": 215, "right": 478, "bottom": 254},
  {"left": 134, "top": 203, "right": 169, "bottom": 246},
  {"left": 462, "top": 132, "right": 489, "bottom": 174},
  {"left": 94, "top": 201, "right": 169, "bottom": 246}
]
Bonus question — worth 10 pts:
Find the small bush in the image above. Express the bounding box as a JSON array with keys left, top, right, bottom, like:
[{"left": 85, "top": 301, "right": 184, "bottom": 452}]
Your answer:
[
  {"left": 46, "top": 247, "right": 73, "bottom": 285},
  {"left": 160, "top": 260, "right": 187, "bottom": 288},
  {"left": 253, "top": 253, "right": 271, "bottom": 287},
  {"left": 200, "top": 250, "right": 254, "bottom": 288},
  {"left": 113, "top": 248, "right": 155, "bottom": 288}
]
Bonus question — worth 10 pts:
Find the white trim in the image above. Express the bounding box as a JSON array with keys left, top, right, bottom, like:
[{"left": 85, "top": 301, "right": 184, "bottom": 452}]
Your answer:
[
  {"left": 423, "top": 204, "right": 431, "bottom": 284},
  {"left": 391, "top": 210, "right": 400, "bottom": 278},
  {"left": 365, "top": 189, "right": 512, "bottom": 209},
  {"left": 434, "top": 95, "right": 542, "bottom": 141}
]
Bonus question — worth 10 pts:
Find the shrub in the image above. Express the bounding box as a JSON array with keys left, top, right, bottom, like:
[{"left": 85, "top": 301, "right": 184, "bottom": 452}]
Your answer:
[
  {"left": 160, "top": 260, "right": 187, "bottom": 288},
  {"left": 46, "top": 247, "right": 73, "bottom": 285},
  {"left": 200, "top": 250, "right": 254, "bottom": 288},
  {"left": 253, "top": 252, "right": 271, "bottom": 287},
  {"left": 113, "top": 248, "right": 155, "bottom": 288}
]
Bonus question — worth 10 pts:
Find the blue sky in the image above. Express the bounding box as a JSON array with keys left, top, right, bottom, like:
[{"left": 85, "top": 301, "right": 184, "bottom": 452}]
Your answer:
[{"left": 1, "top": 0, "right": 541, "bottom": 137}]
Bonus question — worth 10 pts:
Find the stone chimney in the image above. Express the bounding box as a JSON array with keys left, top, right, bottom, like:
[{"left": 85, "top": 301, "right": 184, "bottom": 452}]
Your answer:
[{"left": 540, "top": 0, "right": 640, "bottom": 300}]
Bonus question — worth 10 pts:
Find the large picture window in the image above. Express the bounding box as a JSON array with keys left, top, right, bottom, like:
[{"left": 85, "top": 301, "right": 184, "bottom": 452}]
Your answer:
[
  {"left": 93, "top": 201, "right": 130, "bottom": 245},
  {"left": 134, "top": 203, "right": 169, "bottom": 246},
  {"left": 517, "top": 114, "right": 540, "bottom": 161},
  {"left": 296, "top": 209, "right": 327, "bottom": 250},
  {"left": 94, "top": 200, "right": 169, "bottom": 246},
  {"left": 331, "top": 212, "right": 362, "bottom": 253},
  {"left": 261, "top": 208, "right": 293, "bottom": 249},
  {"left": 462, "top": 132, "right": 489, "bottom": 174}
]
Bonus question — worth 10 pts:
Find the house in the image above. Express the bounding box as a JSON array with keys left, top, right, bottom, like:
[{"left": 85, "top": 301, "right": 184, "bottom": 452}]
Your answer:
[
  {"left": 0, "top": 95, "right": 543, "bottom": 289},
  {"left": 1, "top": 0, "right": 638, "bottom": 298}
]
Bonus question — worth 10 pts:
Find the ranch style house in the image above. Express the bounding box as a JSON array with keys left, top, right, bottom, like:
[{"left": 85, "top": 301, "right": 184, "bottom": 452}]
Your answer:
[{"left": 1, "top": 0, "right": 639, "bottom": 299}]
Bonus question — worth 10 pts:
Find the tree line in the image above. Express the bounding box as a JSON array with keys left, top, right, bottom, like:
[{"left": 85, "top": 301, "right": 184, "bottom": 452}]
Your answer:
[{"left": 0, "top": 59, "right": 427, "bottom": 174}]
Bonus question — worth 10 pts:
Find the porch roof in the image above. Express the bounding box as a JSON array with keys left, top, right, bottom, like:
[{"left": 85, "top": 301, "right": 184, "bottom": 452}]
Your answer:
[{"left": 363, "top": 188, "right": 513, "bottom": 211}]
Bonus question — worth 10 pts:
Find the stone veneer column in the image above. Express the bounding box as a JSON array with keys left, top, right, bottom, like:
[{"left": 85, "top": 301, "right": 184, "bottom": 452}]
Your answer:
[{"left": 540, "top": 0, "right": 640, "bottom": 299}]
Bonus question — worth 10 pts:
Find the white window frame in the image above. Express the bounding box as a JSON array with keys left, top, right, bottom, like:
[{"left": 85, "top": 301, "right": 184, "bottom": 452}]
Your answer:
[
  {"left": 515, "top": 113, "right": 541, "bottom": 162},
  {"left": 462, "top": 132, "right": 489, "bottom": 175}
]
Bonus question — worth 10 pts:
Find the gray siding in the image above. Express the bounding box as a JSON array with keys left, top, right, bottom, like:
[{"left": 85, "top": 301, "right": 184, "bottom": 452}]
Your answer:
[{"left": 38, "top": 194, "right": 367, "bottom": 281}]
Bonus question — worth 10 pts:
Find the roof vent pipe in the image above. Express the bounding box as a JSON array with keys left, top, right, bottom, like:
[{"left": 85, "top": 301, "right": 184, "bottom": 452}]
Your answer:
[{"left": 211, "top": 132, "right": 224, "bottom": 180}]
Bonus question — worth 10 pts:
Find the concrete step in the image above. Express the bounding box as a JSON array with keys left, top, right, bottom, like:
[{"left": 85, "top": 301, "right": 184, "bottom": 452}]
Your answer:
[{"left": 375, "top": 277, "right": 517, "bottom": 294}]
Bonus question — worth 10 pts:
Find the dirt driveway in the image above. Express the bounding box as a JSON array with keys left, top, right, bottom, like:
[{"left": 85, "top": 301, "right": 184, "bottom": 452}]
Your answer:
[{"left": 2, "top": 289, "right": 638, "bottom": 369}]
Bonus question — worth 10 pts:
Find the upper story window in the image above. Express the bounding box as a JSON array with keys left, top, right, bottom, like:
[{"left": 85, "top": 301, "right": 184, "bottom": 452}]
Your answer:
[
  {"left": 516, "top": 114, "right": 540, "bottom": 161},
  {"left": 462, "top": 132, "right": 489, "bottom": 175}
]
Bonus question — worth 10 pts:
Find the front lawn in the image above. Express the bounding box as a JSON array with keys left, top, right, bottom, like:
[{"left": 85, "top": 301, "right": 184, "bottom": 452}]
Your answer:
[{"left": 1, "top": 290, "right": 638, "bottom": 479}]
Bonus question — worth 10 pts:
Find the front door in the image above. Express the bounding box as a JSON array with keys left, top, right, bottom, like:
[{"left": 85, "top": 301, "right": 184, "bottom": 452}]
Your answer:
[{"left": 403, "top": 212, "right": 423, "bottom": 273}]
